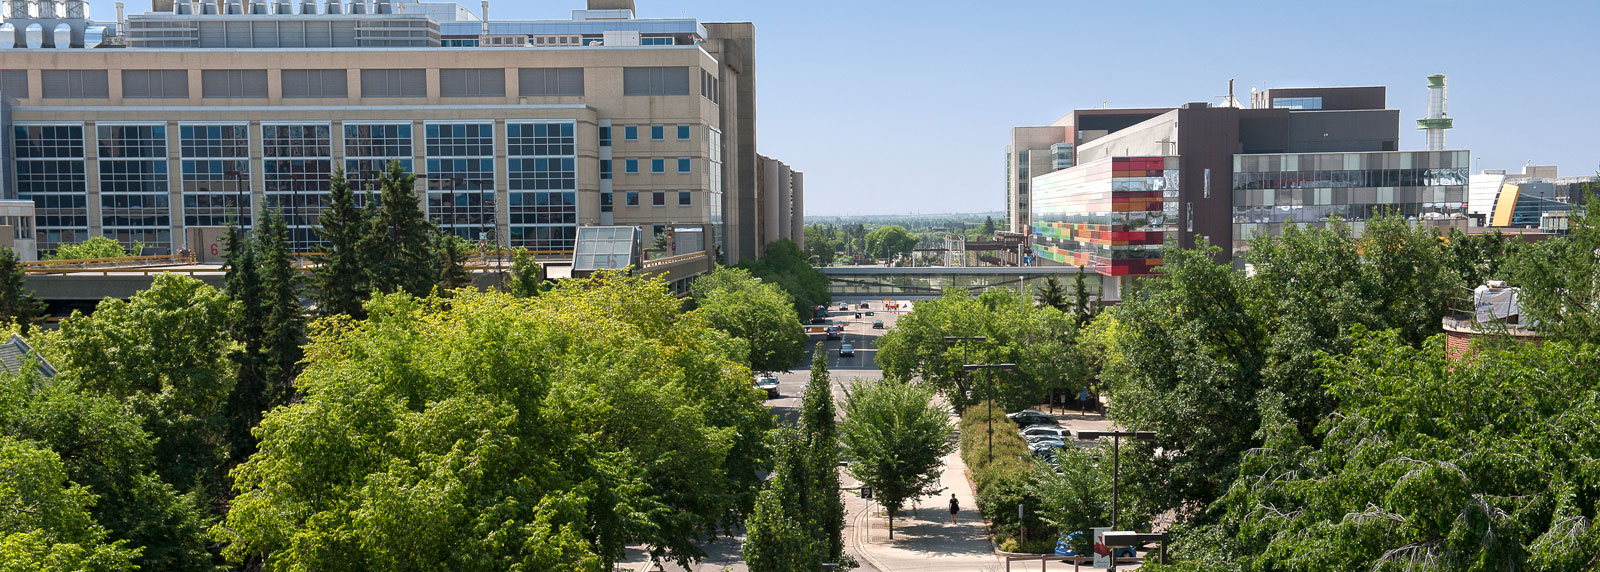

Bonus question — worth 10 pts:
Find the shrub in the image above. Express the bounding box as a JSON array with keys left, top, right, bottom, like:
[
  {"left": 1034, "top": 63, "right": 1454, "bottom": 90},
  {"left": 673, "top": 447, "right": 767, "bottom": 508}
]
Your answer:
[{"left": 959, "top": 402, "right": 1057, "bottom": 547}]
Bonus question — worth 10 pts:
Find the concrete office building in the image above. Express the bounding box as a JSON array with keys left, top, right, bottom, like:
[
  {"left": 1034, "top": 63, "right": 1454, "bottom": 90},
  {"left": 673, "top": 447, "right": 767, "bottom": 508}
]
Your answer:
[
  {"left": 0, "top": 0, "right": 802, "bottom": 263},
  {"left": 756, "top": 153, "right": 802, "bottom": 251},
  {"left": 1023, "top": 84, "right": 1470, "bottom": 296}
]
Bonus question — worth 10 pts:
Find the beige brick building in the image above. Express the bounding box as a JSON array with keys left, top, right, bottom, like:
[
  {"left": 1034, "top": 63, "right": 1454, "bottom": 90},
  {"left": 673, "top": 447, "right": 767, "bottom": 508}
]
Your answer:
[{"left": 0, "top": 0, "right": 804, "bottom": 262}]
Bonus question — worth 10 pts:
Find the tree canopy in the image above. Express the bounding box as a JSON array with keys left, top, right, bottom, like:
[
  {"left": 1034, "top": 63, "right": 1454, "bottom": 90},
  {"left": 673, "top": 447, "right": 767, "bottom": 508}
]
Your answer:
[
  {"left": 50, "top": 236, "right": 139, "bottom": 261},
  {"left": 740, "top": 239, "right": 831, "bottom": 320},
  {"left": 863, "top": 225, "right": 917, "bottom": 261},
  {"left": 690, "top": 267, "right": 807, "bottom": 373},
  {"left": 216, "top": 275, "right": 772, "bottom": 571},
  {"left": 839, "top": 377, "right": 955, "bottom": 538}
]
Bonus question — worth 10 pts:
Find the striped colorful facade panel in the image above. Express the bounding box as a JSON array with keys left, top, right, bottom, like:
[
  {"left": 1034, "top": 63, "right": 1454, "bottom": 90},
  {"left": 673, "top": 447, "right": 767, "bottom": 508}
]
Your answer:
[{"left": 1029, "top": 156, "right": 1178, "bottom": 277}]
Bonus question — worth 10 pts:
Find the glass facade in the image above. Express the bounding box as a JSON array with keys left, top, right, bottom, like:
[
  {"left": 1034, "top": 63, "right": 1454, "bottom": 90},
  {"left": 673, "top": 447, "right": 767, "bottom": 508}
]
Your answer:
[
  {"left": 507, "top": 121, "right": 578, "bottom": 253},
  {"left": 425, "top": 122, "right": 496, "bottom": 243},
  {"left": 344, "top": 122, "right": 414, "bottom": 196},
  {"left": 262, "top": 123, "right": 333, "bottom": 249},
  {"left": 97, "top": 124, "right": 171, "bottom": 251},
  {"left": 1231, "top": 150, "right": 1469, "bottom": 253},
  {"left": 1271, "top": 97, "right": 1322, "bottom": 110},
  {"left": 180, "top": 123, "right": 252, "bottom": 229},
  {"left": 1029, "top": 156, "right": 1179, "bottom": 276},
  {"left": 14, "top": 124, "right": 88, "bottom": 254}
]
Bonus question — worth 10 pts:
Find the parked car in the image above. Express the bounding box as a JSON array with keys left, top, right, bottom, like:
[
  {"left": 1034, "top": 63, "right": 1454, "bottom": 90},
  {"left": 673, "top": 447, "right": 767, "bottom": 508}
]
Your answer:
[
  {"left": 872, "top": 320, "right": 885, "bottom": 329},
  {"left": 1055, "top": 532, "right": 1136, "bottom": 559},
  {"left": 754, "top": 375, "right": 780, "bottom": 399},
  {"left": 1025, "top": 434, "right": 1068, "bottom": 447},
  {"left": 1007, "top": 410, "right": 1059, "bottom": 427},
  {"left": 1028, "top": 438, "right": 1067, "bottom": 452},
  {"left": 840, "top": 344, "right": 855, "bottom": 357},
  {"left": 1021, "top": 426, "right": 1071, "bottom": 440}
]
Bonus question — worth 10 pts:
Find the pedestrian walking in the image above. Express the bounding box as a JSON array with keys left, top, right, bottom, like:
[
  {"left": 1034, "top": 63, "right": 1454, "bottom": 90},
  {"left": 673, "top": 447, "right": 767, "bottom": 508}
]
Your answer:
[{"left": 948, "top": 493, "right": 960, "bottom": 524}]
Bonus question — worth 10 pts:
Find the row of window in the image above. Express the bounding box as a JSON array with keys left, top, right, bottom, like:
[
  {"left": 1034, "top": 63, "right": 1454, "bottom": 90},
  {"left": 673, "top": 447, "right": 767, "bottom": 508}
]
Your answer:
[
  {"left": 0, "top": 66, "right": 705, "bottom": 100},
  {"left": 620, "top": 124, "right": 694, "bottom": 142},
  {"left": 621, "top": 191, "right": 695, "bottom": 207},
  {"left": 618, "top": 157, "right": 694, "bottom": 175}
]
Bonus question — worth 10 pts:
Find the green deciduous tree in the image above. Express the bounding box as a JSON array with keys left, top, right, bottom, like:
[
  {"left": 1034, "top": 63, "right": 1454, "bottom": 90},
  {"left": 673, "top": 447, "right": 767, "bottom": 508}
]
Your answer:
[
  {"left": 50, "top": 236, "right": 135, "bottom": 261},
  {"left": 216, "top": 275, "right": 772, "bottom": 571},
  {"left": 503, "top": 248, "right": 545, "bottom": 297},
  {"left": 0, "top": 436, "right": 141, "bottom": 572},
  {"left": 0, "top": 247, "right": 44, "bottom": 333},
  {"left": 1509, "top": 189, "right": 1600, "bottom": 345},
  {"left": 864, "top": 225, "right": 917, "bottom": 261},
  {"left": 839, "top": 377, "right": 955, "bottom": 538},
  {"left": 690, "top": 267, "right": 807, "bottom": 373},
  {"left": 1, "top": 369, "right": 215, "bottom": 571},
  {"left": 311, "top": 168, "right": 369, "bottom": 318},
  {"left": 741, "top": 238, "right": 831, "bottom": 320},
  {"left": 54, "top": 274, "right": 238, "bottom": 496}
]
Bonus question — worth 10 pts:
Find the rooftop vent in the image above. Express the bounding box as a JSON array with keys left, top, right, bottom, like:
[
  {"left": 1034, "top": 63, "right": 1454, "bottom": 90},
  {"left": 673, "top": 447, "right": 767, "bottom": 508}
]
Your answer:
[
  {"left": 348, "top": 0, "right": 366, "bottom": 15},
  {"left": 299, "top": 0, "right": 316, "bottom": 14}
]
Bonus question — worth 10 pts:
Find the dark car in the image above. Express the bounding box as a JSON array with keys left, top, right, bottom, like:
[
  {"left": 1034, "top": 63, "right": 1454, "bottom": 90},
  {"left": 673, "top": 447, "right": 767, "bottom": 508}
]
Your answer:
[
  {"left": 859, "top": 301, "right": 870, "bottom": 309},
  {"left": 825, "top": 326, "right": 843, "bottom": 340},
  {"left": 754, "top": 375, "right": 780, "bottom": 399},
  {"left": 872, "top": 320, "right": 885, "bottom": 329},
  {"left": 1007, "top": 410, "right": 1059, "bottom": 428}
]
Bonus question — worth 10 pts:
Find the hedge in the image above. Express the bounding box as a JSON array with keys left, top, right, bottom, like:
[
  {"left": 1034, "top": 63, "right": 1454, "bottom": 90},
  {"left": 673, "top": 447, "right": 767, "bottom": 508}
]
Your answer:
[{"left": 959, "top": 402, "right": 1056, "bottom": 551}]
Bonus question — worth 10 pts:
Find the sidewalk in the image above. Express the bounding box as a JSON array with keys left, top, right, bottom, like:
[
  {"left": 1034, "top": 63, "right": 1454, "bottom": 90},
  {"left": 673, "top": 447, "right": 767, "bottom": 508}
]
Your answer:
[{"left": 844, "top": 401, "right": 1001, "bottom": 572}]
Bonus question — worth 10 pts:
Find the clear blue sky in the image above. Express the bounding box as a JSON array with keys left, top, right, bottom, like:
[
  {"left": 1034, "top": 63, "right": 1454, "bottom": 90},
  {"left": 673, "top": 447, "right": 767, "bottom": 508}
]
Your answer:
[{"left": 89, "top": 0, "right": 1600, "bottom": 216}]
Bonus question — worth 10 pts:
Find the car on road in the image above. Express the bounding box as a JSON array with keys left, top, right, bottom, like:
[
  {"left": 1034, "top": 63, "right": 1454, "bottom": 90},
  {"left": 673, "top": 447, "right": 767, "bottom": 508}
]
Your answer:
[
  {"left": 859, "top": 301, "right": 869, "bottom": 309},
  {"left": 825, "top": 326, "right": 843, "bottom": 340},
  {"left": 872, "top": 320, "right": 885, "bottom": 329},
  {"left": 840, "top": 344, "right": 855, "bottom": 357},
  {"left": 1007, "top": 410, "right": 1059, "bottom": 427},
  {"left": 754, "top": 374, "right": 780, "bottom": 399},
  {"left": 1021, "top": 426, "right": 1070, "bottom": 440}
]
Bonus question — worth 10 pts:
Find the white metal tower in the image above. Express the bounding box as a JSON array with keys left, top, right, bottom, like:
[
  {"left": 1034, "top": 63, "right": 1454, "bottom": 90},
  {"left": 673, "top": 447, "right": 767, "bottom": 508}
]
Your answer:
[{"left": 1417, "top": 74, "right": 1454, "bottom": 151}]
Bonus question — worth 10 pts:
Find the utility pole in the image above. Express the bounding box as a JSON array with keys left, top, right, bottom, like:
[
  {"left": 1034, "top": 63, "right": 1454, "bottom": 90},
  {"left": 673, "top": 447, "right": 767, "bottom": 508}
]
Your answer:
[{"left": 1076, "top": 430, "right": 1156, "bottom": 527}]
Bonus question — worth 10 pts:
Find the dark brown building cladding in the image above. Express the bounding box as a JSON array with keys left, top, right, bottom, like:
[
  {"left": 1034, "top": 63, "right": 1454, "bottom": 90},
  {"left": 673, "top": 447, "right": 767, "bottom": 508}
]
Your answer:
[
  {"left": 1251, "top": 86, "right": 1387, "bottom": 111},
  {"left": 1174, "top": 105, "right": 1241, "bottom": 252}
]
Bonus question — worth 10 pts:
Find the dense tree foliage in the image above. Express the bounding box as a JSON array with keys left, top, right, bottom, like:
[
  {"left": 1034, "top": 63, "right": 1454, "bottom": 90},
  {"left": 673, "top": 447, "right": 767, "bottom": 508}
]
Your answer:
[
  {"left": 0, "top": 436, "right": 141, "bottom": 571},
  {"left": 839, "top": 377, "right": 955, "bottom": 538},
  {"left": 216, "top": 275, "right": 772, "bottom": 570},
  {"left": 802, "top": 225, "right": 839, "bottom": 265},
  {"left": 0, "top": 247, "right": 43, "bottom": 332},
  {"left": 864, "top": 225, "right": 918, "bottom": 261},
  {"left": 799, "top": 346, "right": 847, "bottom": 563},
  {"left": 876, "top": 289, "right": 1085, "bottom": 411},
  {"left": 690, "top": 267, "right": 807, "bottom": 373},
  {"left": 223, "top": 211, "right": 304, "bottom": 466},
  {"left": 359, "top": 161, "right": 448, "bottom": 297},
  {"left": 1091, "top": 217, "right": 1462, "bottom": 519},
  {"left": 50, "top": 236, "right": 138, "bottom": 261},
  {"left": 1154, "top": 332, "right": 1600, "bottom": 572},
  {"left": 52, "top": 274, "right": 238, "bottom": 496},
  {"left": 1034, "top": 275, "right": 1068, "bottom": 311},
  {"left": 740, "top": 238, "right": 831, "bottom": 319},
  {"left": 503, "top": 248, "right": 546, "bottom": 297},
  {"left": 1508, "top": 189, "right": 1600, "bottom": 345},
  {"left": 1, "top": 369, "right": 215, "bottom": 571},
  {"left": 742, "top": 429, "right": 827, "bottom": 572}
]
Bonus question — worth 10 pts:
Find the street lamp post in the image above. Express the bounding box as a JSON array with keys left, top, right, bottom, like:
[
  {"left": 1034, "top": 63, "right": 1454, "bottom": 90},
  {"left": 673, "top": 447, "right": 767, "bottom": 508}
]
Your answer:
[
  {"left": 1075, "top": 429, "right": 1155, "bottom": 528},
  {"left": 943, "top": 336, "right": 986, "bottom": 403},
  {"left": 962, "top": 362, "right": 1017, "bottom": 464},
  {"left": 225, "top": 168, "right": 247, "bottom": 227}
]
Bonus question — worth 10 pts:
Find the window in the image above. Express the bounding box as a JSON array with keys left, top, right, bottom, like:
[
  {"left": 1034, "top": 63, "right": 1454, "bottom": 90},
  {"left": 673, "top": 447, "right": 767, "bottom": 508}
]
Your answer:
[
  {"left": 280, "top": 69, "right": 347, "bottom": 99},
  {"left": 625, "top": 159, "right": 639, "bottom": 174},
  {"left": 178, "top": 123, "right": 251, "bottom": 229},
  {"left": 121, "top": 70, "right": 188, "bottom": 98},
  {"left": 343, "top": 123, "right": 414, "bottom": 191},
  {"left": 677, "top": 125, "right": 691, "bottom": 141},
  {"left": 517, "top": 68, "right": 583, "bottom": 96},
  {"left": 650, "top": 125, "right": 665, "bottom": 141},
  {"left": 440, "top": 68, "right": 506, "bottom": 98},
  {"left": 0, "top": 70, "right": 28, "bottom": 98},
  {"left": 41, "top": 70, "right": 109, "bottom": 99},
  {"left": 601, "top": 192, "right": 613, "bottom": 213},
  {"left": 1272, "top": 96, "right": 1323, "bottom": 110},
  {"left": 641, "top": 37, "right": 674, "bottom": 46},
  {"left": 599, "top": 127, "right": 612, "bottom": 147},
  {"left": 679, "top": 191, "right": 691, "bottom": 206},
  {"left": 626, "top": 191, "right": 639, "bottom": 206},
  {"left": 200, "top": 70, "right": 268, "bottom": 99},
  {"left": 651, "top": 158, "right": 665, "bottom": 174},
  {"left": 622, "top": 66, "right": 691, "bottom": 96},
  {"left": 600, "top": 160, "right": 612, "bottom": 180},
  {"left": 14, "top": 124, "right": 89, "bottom": 254},
  {"left": 677, "top": 158, "right": 691, "bottom": 174},
  {"left": 652, "top": 191, "right": 665, "bottom": 206},
  {"left": 508, "top": 121, "right": 579, "bottom": 253},
  {"left": 700, "top": 69, "right": 720, "bottom": 104},
  {"left": 360, "top": 69, "right": 426, "bottom": 98},
  {"left": 424, "top": 122, "right": 496, "bottom": 242},
  {"left": 261, "top": 124, "right": 334, "bottom": 248},
  {"left": 624, "top": 125, "right": 638, "bottom": 141}
]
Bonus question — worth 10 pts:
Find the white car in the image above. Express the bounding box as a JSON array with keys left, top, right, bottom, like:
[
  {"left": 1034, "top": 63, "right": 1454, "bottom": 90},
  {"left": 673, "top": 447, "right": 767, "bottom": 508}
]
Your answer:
[{"left": 1021, "top": 426, "right": 1071, "bottom": 441}]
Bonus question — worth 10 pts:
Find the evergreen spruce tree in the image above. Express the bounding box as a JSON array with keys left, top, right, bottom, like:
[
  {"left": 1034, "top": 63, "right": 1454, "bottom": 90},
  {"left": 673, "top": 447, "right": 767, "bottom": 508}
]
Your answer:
[
  {"left": 223, "top": 225, "right": 269, "bottom": 463},
  {"left": 1074, "top": 265, "right": 1092, "bottom": 325},
  {"left": 742, "top": 429, "right": 826, "bottom": 572},
  {"left": 362, "top": 160, "right": 438, "bottom": 296},
  {"left": 435, "top": 234, "right": 472, "bottom": 291},
  {"left": 256, "top": 209, "right": 304, "bottom": 409},
  {"left": 800, "top": 343, "right": 847, "bottom": 564},
  {"left": 312, "top": 168, "right": 369, "bottom": 317},
  {"left": 0, "top": 246, "right": 44, "bottom": 333},
  {"left": 1035, "top": 275, "right": 1069, "bottom": 311}
]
